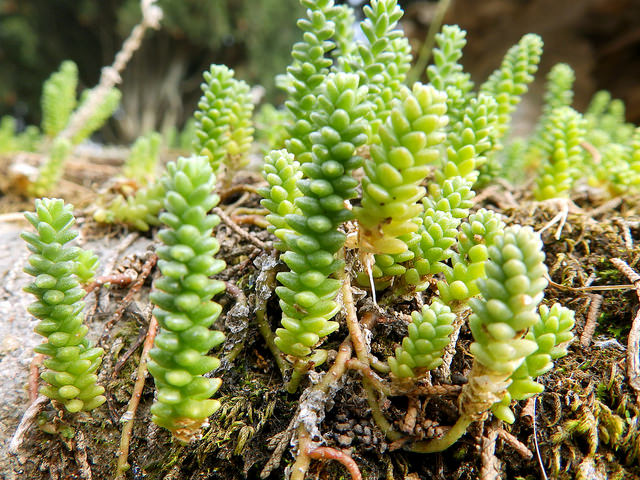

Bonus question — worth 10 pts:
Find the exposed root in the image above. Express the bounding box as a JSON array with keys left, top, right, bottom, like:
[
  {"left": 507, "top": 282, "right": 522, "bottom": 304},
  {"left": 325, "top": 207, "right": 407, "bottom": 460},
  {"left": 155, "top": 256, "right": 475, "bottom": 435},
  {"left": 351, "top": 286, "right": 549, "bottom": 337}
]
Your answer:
[
  {"left": 497, "top": 429, "right": 533, "bottom": 459},
  {"left": 9, "top": 395, "right": 49, "bottom": 460},
  {"left": 307, "top": 446, "right": 363, "bottom": 480},
  {"left": 99, "top": 251, "right": 157, "bottom": 346}
]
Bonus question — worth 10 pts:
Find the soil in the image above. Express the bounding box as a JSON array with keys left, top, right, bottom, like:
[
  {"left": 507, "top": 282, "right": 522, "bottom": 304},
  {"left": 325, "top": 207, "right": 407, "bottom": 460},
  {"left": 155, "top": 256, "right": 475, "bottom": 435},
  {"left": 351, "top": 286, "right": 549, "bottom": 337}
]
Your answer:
[{"left": 1, "top": 149, "right": 640, "bottom": 480}]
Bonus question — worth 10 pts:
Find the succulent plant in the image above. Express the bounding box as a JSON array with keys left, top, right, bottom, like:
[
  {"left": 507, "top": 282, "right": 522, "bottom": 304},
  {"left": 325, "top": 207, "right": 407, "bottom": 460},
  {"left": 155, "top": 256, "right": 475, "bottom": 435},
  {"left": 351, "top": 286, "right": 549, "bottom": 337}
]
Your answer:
[
  {"left": 148, "top": 155, "right": 226, "bottom": 442},
  {"left": 22, "top": 198, "right": 105, "bottom": 413}
]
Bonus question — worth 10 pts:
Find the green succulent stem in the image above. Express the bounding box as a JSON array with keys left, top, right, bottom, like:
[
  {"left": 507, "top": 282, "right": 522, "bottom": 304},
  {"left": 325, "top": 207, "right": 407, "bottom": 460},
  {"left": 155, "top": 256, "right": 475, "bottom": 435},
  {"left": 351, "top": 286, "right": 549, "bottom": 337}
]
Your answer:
[
  {"left": 193, "top": 65, "right": 254, "bottom": 180},
  {"left": 415, "top": 226, "right": 548, "bottom": 451},
  {"left": 41, "top": 61, "right": 78, "bottom": 138},
  {"left": 148, "top": 155, "right": 226, "bottom": 443},
  {"left": 22, "top": 198, "right": 105, "bottom": 413},
  {"left": 355, "top": 83, "right": 448, "bottom": 255},
  {"left": 268, "top": 73, "right": 370, "bottom": 378}
]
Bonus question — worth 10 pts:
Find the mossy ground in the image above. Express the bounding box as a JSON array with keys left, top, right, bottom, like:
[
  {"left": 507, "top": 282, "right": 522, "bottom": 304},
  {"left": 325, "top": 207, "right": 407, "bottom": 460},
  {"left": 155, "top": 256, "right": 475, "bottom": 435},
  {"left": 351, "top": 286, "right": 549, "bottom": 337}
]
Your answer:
[{"left": 4, "top": 151, "right": 640, "bottom": 480}]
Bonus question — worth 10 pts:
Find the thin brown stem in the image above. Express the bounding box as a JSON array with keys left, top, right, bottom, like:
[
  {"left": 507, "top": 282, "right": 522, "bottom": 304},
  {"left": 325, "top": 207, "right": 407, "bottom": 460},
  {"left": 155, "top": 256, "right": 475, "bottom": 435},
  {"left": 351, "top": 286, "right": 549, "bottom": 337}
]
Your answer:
[
  {"left": 290, "top": 341, "right": 353, "bottom": 480},
  {"left": 99, "top": 252, "right": 157, "bottom": 346},
  {"left": 214, "top": 206, "right": 270, "bottom": 251},
  {"left": 580, "top": 294, "right": 602, "bottom": 347},
  {"left": 610, "top": 257, "right": 640, "bottom": 404},
  {"left": 114, "top": 315, "right": 158, "bottom": 480},
  {"left": 28, "top": 354, "right": 44, "bottom": 403}
]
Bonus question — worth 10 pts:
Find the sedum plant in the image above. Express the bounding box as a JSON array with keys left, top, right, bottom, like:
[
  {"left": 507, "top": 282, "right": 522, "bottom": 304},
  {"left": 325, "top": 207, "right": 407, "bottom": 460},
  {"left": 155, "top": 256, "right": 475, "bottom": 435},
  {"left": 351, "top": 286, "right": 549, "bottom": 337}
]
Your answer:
[
  {"left": 22, "top": 198, "right": 105, "bottom": 412},
  {"left": 122, "top": 131, "right": 163, "bottom": 187},
  {"left": 388, "top": 300, "right": 455, "bottom": 378},
  {"left": 492, "top": 302, "right": 575, "bottom": 423},
  {"left": 533, "top": 106, "right": 586, "bottom": 200},
  {"left": 93, "top": 132, "right": 165, "bottom": 231},
  {"left": 355, "top": 83, "right": 448, "bottom": 256},
  {"left": 41, "top": 60, "right": 78, "bottom": 138},
  {"left": 266, "top": 73, "right": 371, "bottom": 390},
  {"left": 258, "top": 149, "right": 303, "bottom": 252},
  {"left": 193, "top": 65, "right": 254, "bottom": 179},
  {"left": 417, "top": 226, "right": 549, "bottom": 452},
  {"left": 0, "top": 116, "right": 40, "bottom": 154},
  {"left": 28, "top": 60, "right": 122, "bottom": 196},
  {"left": 148, "top": 155, "right": 226, "bottom": 442}
]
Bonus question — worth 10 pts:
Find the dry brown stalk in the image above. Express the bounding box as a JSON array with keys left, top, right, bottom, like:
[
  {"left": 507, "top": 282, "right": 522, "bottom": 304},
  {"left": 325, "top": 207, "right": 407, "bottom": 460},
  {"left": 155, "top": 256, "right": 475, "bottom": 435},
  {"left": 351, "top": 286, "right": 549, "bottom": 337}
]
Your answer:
[
  {"left": 496, "top": 429, "right": 533, "bottom": 459},
  {"left": 28, "top": 354, "right": 44, "bottom": 404},
  {"left": 99, "top": 252, "right": 157, "bottom": 346},
  {"left": 84, "top": 270, "right": 138, "bottom": 294},
  {"left": 580, "top": 293, "right": 603, "bottom": 347},
  {"left": 60, "top": 0, "right": 162, "bottom": 143},
  {"left": 401, "top": 397, "right": 420, "bottom": 434},
  {"left": 610, "top": 257, "right": 640, "bottom": 404},
  {"left": 114, "top": 314, "right": 158, "bottom": 480},
  {"left": 480, "top": 421, "right": 501, "bottom": 480},
  {"left": 214, "top": 206, "right": 270, "bottom": 251}
]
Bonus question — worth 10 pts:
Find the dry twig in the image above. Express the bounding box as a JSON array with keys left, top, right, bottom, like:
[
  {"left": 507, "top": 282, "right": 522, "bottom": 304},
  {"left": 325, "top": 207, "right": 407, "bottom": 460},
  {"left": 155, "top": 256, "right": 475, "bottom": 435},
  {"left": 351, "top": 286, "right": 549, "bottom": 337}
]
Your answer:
[
  {"left": 114, "top": 314, "right": 158, "bottom": 480},
  {"left": 9, "top": 395, "right": 49, "bottom": 459},
  {"left": 480, "top": 421, "right": 500, "bottom": 480},
  {"left": 28, "top": 354, "right": 44, "bottom": 403},
  {"left": 214, "top": 206, "right": 270, "bottom": 251},
  {"left": 496, "top": 429, "right": 533, "bottom": 459},
  {"left": 99, "top": 252, "right": 157, "bottom": 345},
  {"left": 580, "top": 294, "right": 603, "bottom": 347},
  {"left": 610, "top": 258, "right": 640, "bottom": 404}
]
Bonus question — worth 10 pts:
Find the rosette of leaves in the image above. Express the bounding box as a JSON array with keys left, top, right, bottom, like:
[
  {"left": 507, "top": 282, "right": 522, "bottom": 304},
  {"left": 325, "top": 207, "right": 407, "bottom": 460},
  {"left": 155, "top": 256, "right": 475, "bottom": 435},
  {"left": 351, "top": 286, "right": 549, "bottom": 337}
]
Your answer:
[
  {"left": 22, "top": 198, "right": 105, "bottom": 412},
  {"left": 193, "top": 65, "right": 254, "bottom": 176},
  {"left": 270, "top": 73, "right": 370, "bottom": 378},
  {"left": 388, "top": 300, "right": 455, "bottom": 378},
  {"left": 533, "top": 106, "right": 586, "bottom": 200},
  {"left": 423, "top": 175, "right": 475, "bottom": 220},
  {"left": 492, "top": 303, "right": 575, "bottom": 423},
  {"left": 148, "top": 155, "right": 226, "bottom": 442},
  {"left": 355, "top": 83, "right": 448, "bottom": 255},
  {"left": 258, "top": 149, "right": 303, "bottom": 251}
]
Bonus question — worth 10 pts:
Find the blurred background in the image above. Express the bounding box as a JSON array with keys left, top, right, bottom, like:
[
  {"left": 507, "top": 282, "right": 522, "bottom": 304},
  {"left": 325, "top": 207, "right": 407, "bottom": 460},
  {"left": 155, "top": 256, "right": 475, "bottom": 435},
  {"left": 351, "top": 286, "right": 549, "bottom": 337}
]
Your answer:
[{"left": 1, "top": 0, "right": 638, "bottom": 142}]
